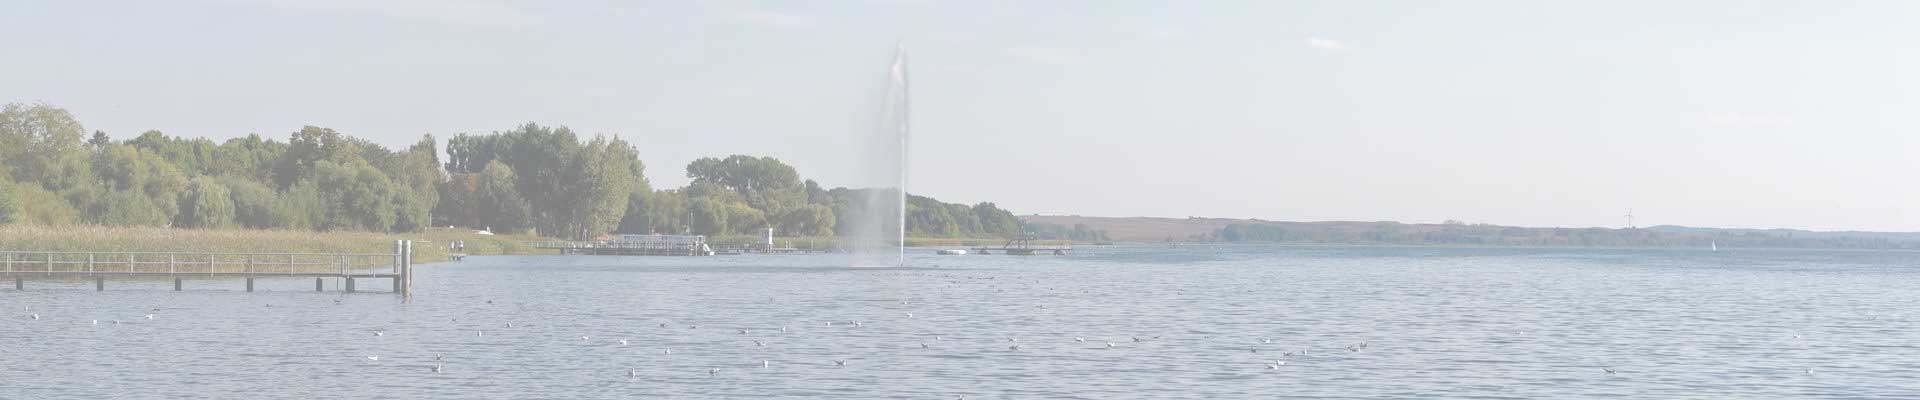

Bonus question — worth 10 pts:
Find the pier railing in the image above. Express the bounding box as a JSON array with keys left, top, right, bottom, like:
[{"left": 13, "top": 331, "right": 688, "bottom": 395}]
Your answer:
[{"left": 2, "top": 241, "right": 415, "bottom": 295}]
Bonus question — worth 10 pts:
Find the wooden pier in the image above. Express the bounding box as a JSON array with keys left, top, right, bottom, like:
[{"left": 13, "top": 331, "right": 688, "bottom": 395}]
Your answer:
[
  {"left": 529, "top": 236, "right": 714, "bottom": 256},
  {"left": 2, "top": 241, "right": 415, "bottom": 295},
  {"left": 972, "top": 235, "right": 1072, "bottom": 255}
]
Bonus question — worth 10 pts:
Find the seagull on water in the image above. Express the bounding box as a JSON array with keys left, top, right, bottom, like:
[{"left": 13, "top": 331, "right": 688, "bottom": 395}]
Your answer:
[
  {"left": 145, "top": 314, "right": 155, "bottom": 320},
  {"left": 432, "top": 364, "right": 443, "bottom": 373},
  {"left": 477, "top": 330, "right": 484, "bottom": 337},
  {"left": 834, "top": 360, "right": 847, "bottom": 366},
  {"left": 91, "top": 320, "right": 98, "bottom": 325},
  {"left": 1106, "top": 342, "right": 1116, "bottom": 349},
  {"left": 780, "top": 326, "right": 788, "bottom": 332},
  {"left": 854, "top": 321, "right": 863, "bottom": 327},
  {"left": 628, "top": 368, "right": 637, "bottom": 378},
  {"left": 1262, "top": 338, "right": 1273, "bottom": 344},
  {"left": 506, "top": 322, "right": 516, "bottom": 328},
  {"left": 1075, "top": 337, "right": 1085, "bottom": 343},
  {"left": 1009, "top": 344, "right": 1021, "bottom": 351},
  {"left": 755, "top": 340, "right": 766, "bottom": 347},
  {"left": 580, "top": 336, "right": 591, "bottom": 341},
  {"left": 1267, "top": 361, "right": 1284, "bottom": 369},
  {"left": 763, "top": 360, "right": 770, "bottom": 368},
  {"left": 708, "top": 368, "right": 719, "bottom": 376},
  {"left": 739, "top": 329, "right": 749, "bottom": 334},
  {"left": 374, "top": 330, "right": 386, "bottom": 337},
  {"left": 367, "top": 356, "right": 380, "bottom": 361},
  {"left": 663, "top": 350, "right": 672, "bottom": 355},
  {"left": 435, "top": 353, "right": 444, "bottom": 362},
  {"left": 659, "top": 323, "right": 667, "bottom": 328},
  {"left": 921, "top": 343, "right": 929, "bottom": 348},
  {"left": 1602, "top": 368, "right": 1616, "bottom": 375},
  {"left": 907, "top": 313, "right": 914, "bottom": 318},
  {"left": 30, "top": 314, "right": 39, "bottom": 320},
  {"left": 619, "top": 339, "right": 629, "bottom": 346},
  {"left": 1131, "top": 336, "right": 1141, "bottom": 343}
]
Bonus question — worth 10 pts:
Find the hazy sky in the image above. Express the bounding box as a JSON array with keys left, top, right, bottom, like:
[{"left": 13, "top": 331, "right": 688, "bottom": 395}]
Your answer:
[{"left": 3, "top": 0, "right": 1914, "bottom": 231}]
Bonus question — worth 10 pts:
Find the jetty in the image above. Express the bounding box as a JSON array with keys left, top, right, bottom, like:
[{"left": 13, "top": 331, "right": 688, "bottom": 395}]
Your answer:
[
  {"left": 972, "top": 235, "right": 1072, "bottom": 255},
  {"left": 2, "top": 241, "right": 415, "bottom": 295},
  {"left": 529, "top": 234, "right": 715, "bottom": 256}
]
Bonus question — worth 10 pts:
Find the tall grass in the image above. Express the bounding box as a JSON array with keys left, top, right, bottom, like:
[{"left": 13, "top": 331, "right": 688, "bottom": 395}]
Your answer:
[{"left": 0, "top": 225, "right": 553, "bottom": 264}]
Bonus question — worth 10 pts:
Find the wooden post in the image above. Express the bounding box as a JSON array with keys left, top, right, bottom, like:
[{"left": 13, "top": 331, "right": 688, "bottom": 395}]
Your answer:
[
  {"left": 394, "top": 241, "right": 404, "bottom": 294},
  {"left": 346, "top": 277, "right": 355, "bottom": 293},
  {"left": 14, "top": 276, "right": 20, "bottom": 290},
  {"left": 175, "top": 277, "right": 182, "bottom": 291},
  {"left": 246, "top": 277, "right": 254, "bottom": 292},
  {"left": 315, "top": 277, "right": 323, "bottom": 292},
  {"left": 88, "top": 253, "right": 94, "bottom": 275},
  {"left": 96, "top": 276, "right": 104, "bottom": 291}
]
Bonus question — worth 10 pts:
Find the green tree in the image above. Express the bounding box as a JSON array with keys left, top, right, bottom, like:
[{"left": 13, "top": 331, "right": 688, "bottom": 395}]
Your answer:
[
  {"left": 688, "top": 198, "right": 728, "bottom": 236},
  {"left": 311, "top": 160, "right": 395, "bottom": 231},
  {"left": 0, "top": 103, "right": 88, "bottom": 188},
  {"left": 477, "top": 160, "right": 531, "bottom": 234},
  {"left": 0, "top": 179, "right": 17, "bottom": 225},
  {"left": 176, "top": 176, "right": 235, "bottom": 229},
  {"left": 221, "top": 175, "right": 277, "bottom": 229}
]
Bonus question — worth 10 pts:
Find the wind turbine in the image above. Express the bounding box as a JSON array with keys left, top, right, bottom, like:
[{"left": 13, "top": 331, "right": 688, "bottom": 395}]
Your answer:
[{"left": 1624, "top": 209, "right": 1635, "bottom": 229}]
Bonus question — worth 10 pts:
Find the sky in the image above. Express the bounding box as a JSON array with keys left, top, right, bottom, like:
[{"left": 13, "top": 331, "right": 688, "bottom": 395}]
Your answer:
[{"left": 2, "top": 0, "right": 1914, "bottom": 231}]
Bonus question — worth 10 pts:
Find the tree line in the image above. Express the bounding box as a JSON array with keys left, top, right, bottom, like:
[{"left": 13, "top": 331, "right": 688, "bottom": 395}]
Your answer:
[
  {"left": 1200, "top": 221, "right": 1920, "bottom": 249},
  {"left": 0, "top": 103, "right": 1031, "bottom": 240}
]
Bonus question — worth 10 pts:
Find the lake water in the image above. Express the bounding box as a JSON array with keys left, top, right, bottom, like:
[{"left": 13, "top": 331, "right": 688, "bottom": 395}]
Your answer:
[{"left": 4, "top": 245, "right": 1919, "bottom": 399}]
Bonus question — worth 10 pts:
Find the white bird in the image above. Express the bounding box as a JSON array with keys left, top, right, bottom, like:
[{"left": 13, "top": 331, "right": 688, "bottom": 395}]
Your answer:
[
  {"left": 29, "top": 313, "right": 39, "bottom": 320},
  {"left": 854, "top": 321, "right": 863, "bottom": 327},
  {"left": 477, "top": 330, "right": 484, "bottom": 337},
  {"left": 628, "top": 368, "right": 637, "bottom": 378},
  {"left": 145, "top": 314, "right": 155, "bottom": 320},
  {"left": 1262, "top": 338, "right": 1273, "bottom": 344},
  {"left": 708, "top": 368, "right": 719, "bottom": 376},
  {"left": 921, "top": 343, "right": 929, "bottom": 348},
  {"left": 1008, "top": 338, "right": 1018, "bottom": 343},
  {"left": 1602, "top": 368, "right": 1616, "bottom": 375},
  {"left": 934, "top": 336, "right": 942, "bottom": 341},
  {"left": 834, "top": 360, "right": 847, "bottom": 366},
  {"left": 91, "top": 320, "right": 98, "bottom": 325},
  {"left": 1009, "top": 344, "right": 1021, "bottom": 351},
  {"left": 1131, "top": 336, "right": 1141, "bottom": 342},
  {"left": 907, "top": 313, "right": 914, "bottom": 318},
  {"left": 431, "top": 364, "right": 443, "bottom": 373},
  {"left": 663, "top": 350, "right": 672, "bottom": 355},
  {"left": 374, "top": 331, "right": 385, "bottom": 337},
  {"left": 1075, "top": 337, "right": 1085, "bottom": 343},
  {"left": 619, "top": 339, "right": 629, "bottom": 346},
  {"left": 780, "top": 326, "right": 788, "bottom": 332},
  {"left": 580, "top": 336, "right": 590, "bottom": 341},
  {"left": 755, "top": 340, "right": 766, "bottom": 347},
  {"left": 1106, "top": 342, "right": 1116, "bottom": 349},
  {"left": 367, "top": 356, "right": 380, "bottom": 361},
  {"left": 507, "top": 322, "right": 516, "bottom": 328}
]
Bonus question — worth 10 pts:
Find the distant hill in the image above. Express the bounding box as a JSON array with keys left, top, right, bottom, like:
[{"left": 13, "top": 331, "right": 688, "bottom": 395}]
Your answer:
[{"left": 1021, "top": 215, "right": 1920, "bottom": 249}]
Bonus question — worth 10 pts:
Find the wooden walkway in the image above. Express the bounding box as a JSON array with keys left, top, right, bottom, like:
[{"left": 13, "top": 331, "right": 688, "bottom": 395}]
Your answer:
[{"left": 1, "top": 241, "right": 416, "bottom": 295}]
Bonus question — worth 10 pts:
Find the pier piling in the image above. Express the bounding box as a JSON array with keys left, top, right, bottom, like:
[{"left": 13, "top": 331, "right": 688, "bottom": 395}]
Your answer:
[
  {"left": 175, "top": 277, "right": 182, "bottom": 291},
  {"left": 246, "top": 278, "right": 254, "bottom": 292}
]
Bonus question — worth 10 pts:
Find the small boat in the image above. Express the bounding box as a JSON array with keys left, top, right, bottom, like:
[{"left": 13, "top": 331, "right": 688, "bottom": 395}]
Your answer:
[{"left": 937, "top": 249, "right": 968, "bottom": 255}]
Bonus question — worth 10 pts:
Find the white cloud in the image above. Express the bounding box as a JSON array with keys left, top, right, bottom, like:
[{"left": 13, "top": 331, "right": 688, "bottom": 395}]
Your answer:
[
  {"left": 1707, "top": 112, "right": 1795, "bottom": 128},
  {"left": 734, "top": 8, "right": 818, "bottom": 30},
  {"left": 212, "top": 0, "right": 536, "bottom": 30},
  {"left": 1006, "top": 45, "right": 1086, "bottom": 65},
  {"left": 1305, "top": 37, "right": 1348, "bottom": 51},
  {"left": 1144, "top": 27, "right": 1190, "bottom": 40}
]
